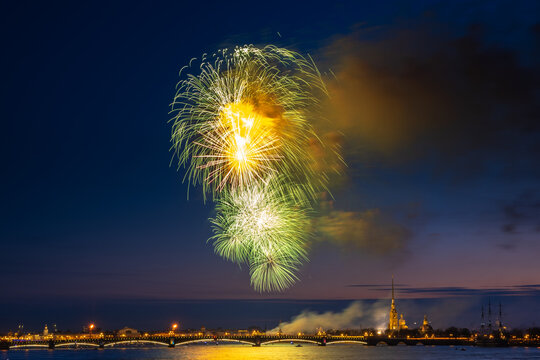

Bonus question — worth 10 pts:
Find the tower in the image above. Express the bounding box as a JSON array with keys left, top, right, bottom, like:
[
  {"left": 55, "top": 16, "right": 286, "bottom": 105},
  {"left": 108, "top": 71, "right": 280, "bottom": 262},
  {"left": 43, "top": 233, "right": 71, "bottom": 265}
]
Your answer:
[
  {"left": 488, "top": 298, "right": 493, "bottom": 333},
  {"left": 496, "top": 302, "right": 503, "bottom": 331},
  {"left": 480, "top": 305, "right": 485, "bottom": 334},
  {"left": 388, "top": 276, "right": 399, "bottom": 331},
  {"left": 399, "top": 314, "right": 408, "bottom": 329},
  {"left": 420, "top": 315, "right": 433, "bottom": 335}
]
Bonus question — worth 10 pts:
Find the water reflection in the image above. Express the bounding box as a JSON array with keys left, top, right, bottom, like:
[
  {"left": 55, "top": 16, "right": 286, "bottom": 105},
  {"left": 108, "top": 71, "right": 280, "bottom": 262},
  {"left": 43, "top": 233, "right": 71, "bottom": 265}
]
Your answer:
[{"left": 1, "top": 344, "right": 539, "bottom": 360}]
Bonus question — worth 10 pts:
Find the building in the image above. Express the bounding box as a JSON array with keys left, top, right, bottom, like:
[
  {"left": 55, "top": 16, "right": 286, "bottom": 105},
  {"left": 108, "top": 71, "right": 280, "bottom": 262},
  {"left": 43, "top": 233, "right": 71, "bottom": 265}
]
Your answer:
[
  {"left": 419, "top": 315, "right": 433, "bottom": 335},
  {"left": 399, "top": 314, "right": 408, "bottom": 330},
  {"left": 388, "top": 276, "right": 407, "bottom": 332},
  {"left": 117, "top": 327, "right": 140, "bottom": 337},
  {"left": 388, "top": 277, "right": 399, "bottom": 331}
]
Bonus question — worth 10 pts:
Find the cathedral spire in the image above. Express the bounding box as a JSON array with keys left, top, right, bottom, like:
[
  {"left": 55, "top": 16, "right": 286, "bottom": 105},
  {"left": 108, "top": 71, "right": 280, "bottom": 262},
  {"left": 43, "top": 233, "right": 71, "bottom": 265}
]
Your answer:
[
  {"left": 388, "top": 275, "right": 399, "bottom": 331},
  {"left": 391, "top": 275, "right": 395, "bottom": 303}
]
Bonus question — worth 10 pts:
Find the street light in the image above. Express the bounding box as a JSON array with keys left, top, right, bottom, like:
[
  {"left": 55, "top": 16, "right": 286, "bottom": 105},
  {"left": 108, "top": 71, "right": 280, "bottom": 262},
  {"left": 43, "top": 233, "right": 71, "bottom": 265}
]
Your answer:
[
  {"left": 171, "top": 323, "right": 178, "bottom": 335},
  {"left": 89, "top": 323, "right": 95, "bottom": 338}
]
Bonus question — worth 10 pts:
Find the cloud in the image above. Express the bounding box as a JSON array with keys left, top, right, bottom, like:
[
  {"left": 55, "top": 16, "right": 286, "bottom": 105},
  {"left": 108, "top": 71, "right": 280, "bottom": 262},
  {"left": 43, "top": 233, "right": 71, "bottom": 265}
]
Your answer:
[
  {"left": 345, "top": 283, "right": 409, "bottom": 288},
  {"left": 346, "top": 284, "right": 540, "bottom": 297},
  {"left": 498, "top": 189, "right": 540, "bottom": 249},
  {"left": 501, "top": 223, "right": 518, "bottom": 234},
  {"left": 501, "top": 190, "right": 540, "bottom": 233}
]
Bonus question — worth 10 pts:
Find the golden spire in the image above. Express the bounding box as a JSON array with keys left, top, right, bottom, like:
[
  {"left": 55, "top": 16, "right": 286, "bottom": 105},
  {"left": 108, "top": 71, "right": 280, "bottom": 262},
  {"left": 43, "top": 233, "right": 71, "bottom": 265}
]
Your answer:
[
  {"left": 392, "top": 275, "right": 395, "bottom": 303},
  {"left": 388, "top": 275, "right": 399, "bottom": 331}
]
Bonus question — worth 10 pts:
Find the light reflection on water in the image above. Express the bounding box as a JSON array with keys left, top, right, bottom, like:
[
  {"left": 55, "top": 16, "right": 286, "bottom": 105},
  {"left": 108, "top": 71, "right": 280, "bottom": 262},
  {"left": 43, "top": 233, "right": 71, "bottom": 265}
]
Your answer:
[{"left": 2, "top": 344, "right": 540, "bottom": 360}]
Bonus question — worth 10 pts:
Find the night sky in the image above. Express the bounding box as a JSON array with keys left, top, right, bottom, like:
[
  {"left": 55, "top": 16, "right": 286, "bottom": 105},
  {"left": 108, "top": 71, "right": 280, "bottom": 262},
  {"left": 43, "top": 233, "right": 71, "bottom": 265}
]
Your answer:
[{"left": 1, "top": 0, "right": 539, "bottom": 333}]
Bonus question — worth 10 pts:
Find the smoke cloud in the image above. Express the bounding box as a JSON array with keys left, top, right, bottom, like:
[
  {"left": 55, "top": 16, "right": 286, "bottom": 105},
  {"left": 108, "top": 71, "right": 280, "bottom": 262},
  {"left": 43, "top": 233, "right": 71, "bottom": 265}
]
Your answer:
[
  {"left": 319, "top": 23, "right": 540, "bottom": 178},
  {"left": 308, "top": 20, "right": 540, "bottom": 254},
  {"left": 270, "top": 301, "right": 388, "bottom": 334},
  {"left": 314, "top": 208, "right": 411, "bottom": 255}
]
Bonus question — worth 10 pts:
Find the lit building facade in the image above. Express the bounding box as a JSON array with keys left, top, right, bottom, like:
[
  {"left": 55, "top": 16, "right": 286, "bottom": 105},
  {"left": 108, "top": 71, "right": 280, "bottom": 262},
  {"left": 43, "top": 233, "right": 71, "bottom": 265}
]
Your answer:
[{"left": 388, "top": 276, "right": 407, "bottom": 332}]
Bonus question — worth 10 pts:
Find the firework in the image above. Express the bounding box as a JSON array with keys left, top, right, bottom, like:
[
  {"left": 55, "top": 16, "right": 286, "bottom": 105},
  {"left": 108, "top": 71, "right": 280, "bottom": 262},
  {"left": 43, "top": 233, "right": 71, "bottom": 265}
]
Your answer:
[
  {"left": 170, "top": 45, "right": 328, "bottom": 200},
  {"left": 250, "top": 245, "right": 304, "bottom": 293},
  {"left": 171, "top": 45, "right": 338, "bottom": 292},
  {"left": 210, "top": 179, "right": 310, "bottom": 292}
]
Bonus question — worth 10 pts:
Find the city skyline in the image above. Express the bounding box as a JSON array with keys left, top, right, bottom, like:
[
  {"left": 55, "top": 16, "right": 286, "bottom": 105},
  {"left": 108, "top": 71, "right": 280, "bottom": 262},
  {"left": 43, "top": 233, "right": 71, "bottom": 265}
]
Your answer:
[{"left": 1, "top": 0, "right": 539, "bottom": 334}]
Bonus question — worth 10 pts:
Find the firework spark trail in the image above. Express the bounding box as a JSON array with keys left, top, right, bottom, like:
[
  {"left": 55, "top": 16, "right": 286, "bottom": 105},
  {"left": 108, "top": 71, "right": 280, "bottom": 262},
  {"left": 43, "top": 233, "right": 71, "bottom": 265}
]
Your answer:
[
  {"left": 170, "top": 45, "right": 339, "bottom": 292},
  {"left": 170, "top": 45, "right": 329, "bottom": 200},
  {"left": 210, "top": 179, "right": 310, "bottom": 292}
]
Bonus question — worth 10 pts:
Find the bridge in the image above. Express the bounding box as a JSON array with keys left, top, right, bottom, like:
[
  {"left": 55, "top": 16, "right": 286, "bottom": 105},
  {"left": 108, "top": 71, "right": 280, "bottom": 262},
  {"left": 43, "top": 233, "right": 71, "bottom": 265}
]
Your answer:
[{"left": 0, "top": 334, "right": 476, "bottom": 349}]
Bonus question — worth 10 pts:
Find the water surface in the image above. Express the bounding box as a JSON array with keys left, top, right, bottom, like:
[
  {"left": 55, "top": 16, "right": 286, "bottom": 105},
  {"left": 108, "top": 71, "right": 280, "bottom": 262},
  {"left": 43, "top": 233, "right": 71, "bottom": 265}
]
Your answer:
[{"left": 2, "top": 344, "right": 540, "bottom": 360}]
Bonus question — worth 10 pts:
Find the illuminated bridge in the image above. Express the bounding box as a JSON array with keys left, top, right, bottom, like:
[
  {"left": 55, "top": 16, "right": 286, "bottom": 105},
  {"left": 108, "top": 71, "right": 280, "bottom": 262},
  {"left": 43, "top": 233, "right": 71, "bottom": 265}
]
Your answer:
[{"left": 1, "top": 335, "right": 475, "bottom": 349}]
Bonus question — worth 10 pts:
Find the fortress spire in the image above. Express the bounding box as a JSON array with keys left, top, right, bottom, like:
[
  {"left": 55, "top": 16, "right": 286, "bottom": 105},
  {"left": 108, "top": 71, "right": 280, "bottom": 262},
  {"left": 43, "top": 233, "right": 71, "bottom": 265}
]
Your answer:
[
  {"left": 388, "top": 275, "right": 399, "bottom": 331},
  {"left": 392, "top": 275, "right": 395, "bottom": 302}
]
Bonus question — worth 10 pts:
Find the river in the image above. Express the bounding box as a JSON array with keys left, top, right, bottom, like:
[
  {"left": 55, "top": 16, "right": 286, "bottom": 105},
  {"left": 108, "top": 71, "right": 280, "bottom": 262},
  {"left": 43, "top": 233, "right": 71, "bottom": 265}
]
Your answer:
[{"left": 2, "top": 344, "right": 540, "bottom": 360}]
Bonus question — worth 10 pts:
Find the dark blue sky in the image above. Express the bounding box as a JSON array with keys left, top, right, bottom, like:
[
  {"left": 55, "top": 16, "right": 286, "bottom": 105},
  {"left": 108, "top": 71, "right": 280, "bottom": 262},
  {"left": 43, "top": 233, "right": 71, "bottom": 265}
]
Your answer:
[{"left": 1, "top": 0, "right": 539, "bottom": 333}]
